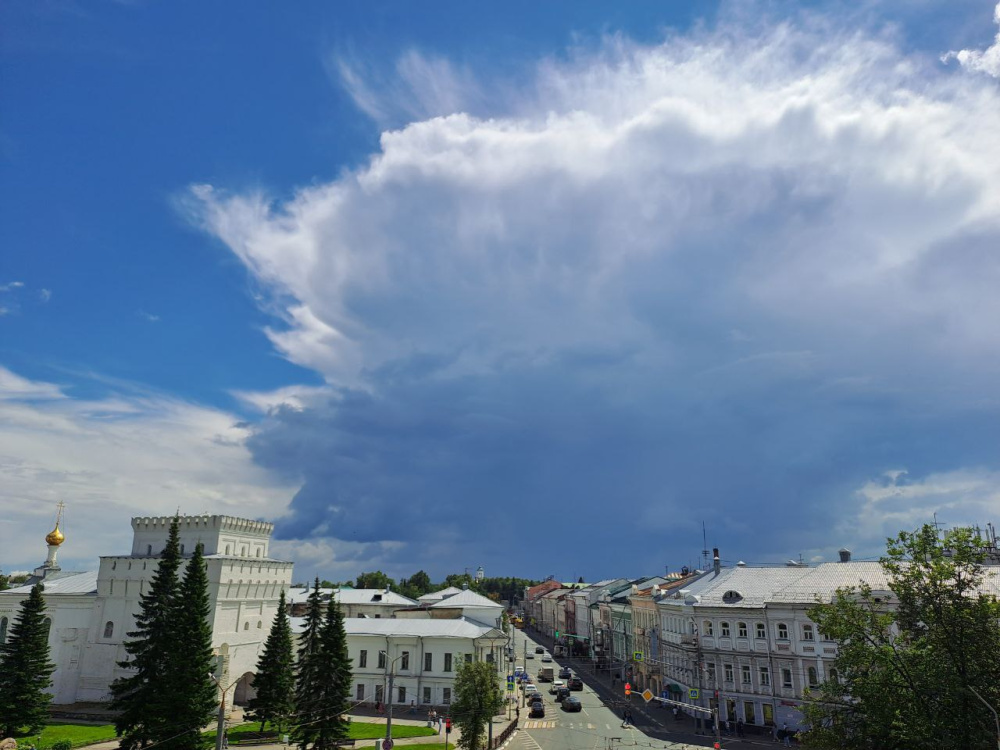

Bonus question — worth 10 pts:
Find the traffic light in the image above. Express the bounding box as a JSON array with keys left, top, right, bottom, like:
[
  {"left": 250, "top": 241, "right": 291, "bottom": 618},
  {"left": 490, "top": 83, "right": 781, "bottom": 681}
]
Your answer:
[
  {"left": 555, "top": 630, "right": 560, "bottom": 637},
  {"left": 445, "top": 718, "right": 452, "bottom": 732},
  {"left": 624, "top": 682, "right": 631, "bottom": 697}
]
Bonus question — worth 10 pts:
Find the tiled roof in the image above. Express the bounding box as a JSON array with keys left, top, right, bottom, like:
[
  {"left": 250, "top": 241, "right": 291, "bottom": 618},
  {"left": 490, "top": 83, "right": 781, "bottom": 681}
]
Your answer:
[{"left": 1, "top": 571, "right": 99, "bottom": 596}]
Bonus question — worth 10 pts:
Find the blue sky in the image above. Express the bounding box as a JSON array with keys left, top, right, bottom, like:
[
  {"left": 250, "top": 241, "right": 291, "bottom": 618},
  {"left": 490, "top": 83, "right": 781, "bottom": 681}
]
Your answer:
[{"left": 2, "top": 0, "right": 999, "bottom": 583}]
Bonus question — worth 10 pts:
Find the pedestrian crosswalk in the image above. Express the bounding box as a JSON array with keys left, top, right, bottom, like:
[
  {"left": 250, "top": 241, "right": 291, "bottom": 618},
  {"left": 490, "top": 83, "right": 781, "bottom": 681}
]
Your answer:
[{"left": 521, "top": 721, "right": 599, "bottom": 730}]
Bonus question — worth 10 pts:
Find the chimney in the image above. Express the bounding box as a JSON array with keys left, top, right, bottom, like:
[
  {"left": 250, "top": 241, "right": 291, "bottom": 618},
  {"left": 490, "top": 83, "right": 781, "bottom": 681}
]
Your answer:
[
  {"left": 462, "top": 582, "right": 469, "bottom": 590},
  {"left": 713, "top": 548, "right": 721, "bottom": 577},
  {"left": 838, "top": 548, "right": 852, "bottom": 563}
]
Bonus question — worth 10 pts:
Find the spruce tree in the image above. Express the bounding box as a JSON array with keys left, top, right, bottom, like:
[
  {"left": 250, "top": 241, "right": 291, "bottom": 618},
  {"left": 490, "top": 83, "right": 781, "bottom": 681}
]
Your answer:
[
  {"left": 292, "top": 579, "right": 326, "bottom": 750},
  {"left": 168, "top": 543, "right": 218, "bottom": 750},
  {"left": 0, "top": 583, "right": 56, "bottom": 737},
  {"left": 111, "top": 516, "right": 183, "bottom": 750},
  {"left": 316, "top": 600, "right": 352, "bottom": 746},
  {"left": 248, "top": 589, "right": 296, "bottom": 732}
]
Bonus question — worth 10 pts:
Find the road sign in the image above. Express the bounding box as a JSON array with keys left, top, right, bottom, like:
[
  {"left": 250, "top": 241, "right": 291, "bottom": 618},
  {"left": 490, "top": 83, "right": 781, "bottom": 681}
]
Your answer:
[
  {"left": 641, "top": 689, "right": 653, "bottom": 703},
  {"left": 382, "top": 741, "right": 394, "bottom": 750},
  {"left": 633, "top": 651, "right": 643, "bottom": 662},
  {"left": 689, "top": 688, "right": 700, "bottom": 700}
]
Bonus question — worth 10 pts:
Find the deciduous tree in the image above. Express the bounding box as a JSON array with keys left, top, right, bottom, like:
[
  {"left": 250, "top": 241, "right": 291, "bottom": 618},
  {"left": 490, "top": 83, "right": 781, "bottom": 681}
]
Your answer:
[
  {"left": 451, "top": 661, "right": 504, "bottom": 750},
  {"left": 804, "top": 525, "right": 1000, "bottom": 750}
]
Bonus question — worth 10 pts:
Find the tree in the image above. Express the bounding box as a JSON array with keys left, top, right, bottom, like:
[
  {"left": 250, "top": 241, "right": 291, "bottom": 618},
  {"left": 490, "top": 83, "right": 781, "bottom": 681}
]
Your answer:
[
  {"left": 451, "top": 661, "right": 504, "bottom": 750},
  {"left": 292, "top": 579, "right": 326, "bottom": 750},
  {"left": 169, "top": 543, "right": 218, "bottom": 750},
  {"left": 315, "top": 600, "right": 352, "bottom": 747},
  {"left": 0, "top": 583, "right": 56, "bottom": 737},
  {"left": 804, "top": 525, "right": 1000, "bottom": 750},
  {"left": 111, "top": 516, "right": 183, "bottom": 750},
  {"left": 248, "top": 589, "right": 296, "bottom": 732},
  {"left": 355, "top": 571, "right": 394, "bottom": 591}
]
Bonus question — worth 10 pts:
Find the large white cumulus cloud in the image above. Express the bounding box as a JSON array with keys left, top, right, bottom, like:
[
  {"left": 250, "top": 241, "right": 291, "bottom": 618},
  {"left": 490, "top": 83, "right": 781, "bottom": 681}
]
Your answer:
[{"left": 189, "top": 16, "right": 1000, "bottom": 575}]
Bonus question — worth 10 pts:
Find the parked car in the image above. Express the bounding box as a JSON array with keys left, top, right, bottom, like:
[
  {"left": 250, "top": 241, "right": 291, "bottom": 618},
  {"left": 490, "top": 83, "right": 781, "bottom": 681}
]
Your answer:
[
  {"left": 568, "top": 677, "right": 584, "bottom": 690},
  {"left": 535, "top": 646, "right": 545, "bottom": 654},
  {"left": 558, "top": 667, "right": 572, "bottom": 679},
  {"left": 541, "top": 653, "right": 553, "bottom": 663},
  {"left": 526, "top": 652, "right": 534, "bottom": 659},
  {"left": 530, "top": 701, "right": 545, "bottom": 718},
  {"left": 549, "top": 680, "right": 566, "bottom": 694},
  {"left": 554, "top": 687, "right": 571, "bottom": 702},
  {"left": 515, "top": 665, "right": 525, "bottom": 677},
  {"left": 524, "top": 685, "right": 541, "bottom": 700},
  {"left": 562, "top": 696, "right": 582, "bottom": 712}
]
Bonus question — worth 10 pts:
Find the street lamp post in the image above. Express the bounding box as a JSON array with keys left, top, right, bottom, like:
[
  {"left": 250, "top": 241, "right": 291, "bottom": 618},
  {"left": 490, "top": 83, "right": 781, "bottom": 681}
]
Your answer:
[
  {"left": 380, "top": 649, "right": 407, "bottom": 748},
  {"left": 209, "top": 667, "right": 243, "bottom": 750},
  {"left": 969, "top": 686, "right": 1000, "bottom": 750}
]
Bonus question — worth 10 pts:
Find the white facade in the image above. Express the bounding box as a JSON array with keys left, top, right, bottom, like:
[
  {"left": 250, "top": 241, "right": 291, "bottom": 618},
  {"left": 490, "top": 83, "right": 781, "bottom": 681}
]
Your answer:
[{"left": 0, "top": 514, "right": 294, "bottom": 705}]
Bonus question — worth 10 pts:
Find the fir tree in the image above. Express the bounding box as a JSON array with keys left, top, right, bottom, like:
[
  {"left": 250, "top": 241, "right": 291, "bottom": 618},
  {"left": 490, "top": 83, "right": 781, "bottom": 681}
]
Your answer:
[
  {"left": 292, "top": 579, "right": 326, "bottom": 750},
  {"left": 316, "top": 600, "right": 352, "bottom": 746},
  {"left": 248, "top": 589, "right": 296, "bottom": 732},
  {"left": 0, "top": 583, "right": 56, "bottom": 737},
  {"left": 168, "top": 543, "right": 218, "bottom": 750},
  {"left": 111, "top": 516, "right": 183, "bottom": 750}
]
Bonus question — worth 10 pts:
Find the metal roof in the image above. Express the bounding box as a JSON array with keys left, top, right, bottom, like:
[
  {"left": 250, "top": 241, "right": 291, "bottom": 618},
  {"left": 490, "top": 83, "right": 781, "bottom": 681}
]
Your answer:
[
  {"left": 1, "top": 571, "right": 99, "bottom": 596},
  {"left": 428, "top": 589, "right": 501, "bottom": 609},
  {"left": 289, "top": 615, "right": 502, "bottom": 639}
]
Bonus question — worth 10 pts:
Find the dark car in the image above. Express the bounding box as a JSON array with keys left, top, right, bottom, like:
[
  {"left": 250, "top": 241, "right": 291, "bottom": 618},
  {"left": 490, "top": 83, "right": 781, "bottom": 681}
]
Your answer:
[
  {"left": 535, "top": 646, "right": 545, "bottom": 654},
  {"left": 530, "top": 701, "right": 545, "bottom": 718},
  {"left": 558, "top": 667, "right": 572, "bottom": 679},
  {"left": 562, "top": 696, "right": 582, "bottom": 712},
  {"left": 554, "top": 687, "right": 571, "bottom": 702},
  {"left": 568, "top": 677, "right": 584, "bottom": 691}
]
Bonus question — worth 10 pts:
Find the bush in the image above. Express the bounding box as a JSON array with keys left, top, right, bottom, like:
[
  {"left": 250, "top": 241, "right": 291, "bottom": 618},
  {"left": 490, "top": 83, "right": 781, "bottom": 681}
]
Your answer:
[{"left": 52, "top": 741, "right": 72, "bottom": 750}]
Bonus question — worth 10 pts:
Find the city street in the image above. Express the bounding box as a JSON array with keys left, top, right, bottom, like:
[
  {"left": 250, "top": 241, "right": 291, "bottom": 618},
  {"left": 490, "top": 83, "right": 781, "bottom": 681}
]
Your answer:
[{"left": 505, "top": 630, "right": 745, "bottom": 750}]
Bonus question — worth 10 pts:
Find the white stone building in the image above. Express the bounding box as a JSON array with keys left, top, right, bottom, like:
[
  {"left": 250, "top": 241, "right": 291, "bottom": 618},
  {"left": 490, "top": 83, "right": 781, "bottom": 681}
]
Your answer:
[
  {"left": 287, "top": 586, "right": 417, "bottom": 618},
  {"left": 0, "top": 514, "right": 293, "bottom": 705}
]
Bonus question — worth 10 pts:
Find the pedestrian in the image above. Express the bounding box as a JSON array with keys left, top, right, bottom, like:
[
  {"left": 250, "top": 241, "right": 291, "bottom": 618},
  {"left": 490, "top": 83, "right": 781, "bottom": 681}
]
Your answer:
[
  {"left": 737, "top": 717, "right": 745, "bottom": 738},
  {"left": 376, "top": 700, "right": 384, "bottom": 715},
  {"left": 782, "top": 723, "right": 792, "bottom": 747},
  {"left": 672, "top": 706, "right": 680, "bottom": 721},
  {"left": 724, "top": 719, "right": 731, "bottom": 735},
  {"left": 409, "top": 700, "right": 416, "bottom": 715}
]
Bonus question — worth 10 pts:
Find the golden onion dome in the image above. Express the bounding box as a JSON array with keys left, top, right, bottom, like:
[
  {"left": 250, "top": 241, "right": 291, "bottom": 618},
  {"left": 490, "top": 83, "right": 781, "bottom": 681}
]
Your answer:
[{"left": 45, "top": 524, "right": 65, "bottom": 546}]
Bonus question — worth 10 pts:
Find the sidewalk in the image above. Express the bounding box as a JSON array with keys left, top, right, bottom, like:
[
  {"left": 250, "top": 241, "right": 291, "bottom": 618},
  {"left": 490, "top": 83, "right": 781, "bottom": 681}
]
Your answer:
[{"left": 523, "top": 627, "right": 781, "bottom": 749}]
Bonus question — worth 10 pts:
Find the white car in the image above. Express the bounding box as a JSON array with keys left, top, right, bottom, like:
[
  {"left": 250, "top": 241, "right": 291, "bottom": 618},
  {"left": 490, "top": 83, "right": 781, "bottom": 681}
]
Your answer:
[
  {"left": 541, "top": 653, "right": 553, "bottom": 663},
  {"left": 548, "top": 680, "right": 566, "bottom": 694}
]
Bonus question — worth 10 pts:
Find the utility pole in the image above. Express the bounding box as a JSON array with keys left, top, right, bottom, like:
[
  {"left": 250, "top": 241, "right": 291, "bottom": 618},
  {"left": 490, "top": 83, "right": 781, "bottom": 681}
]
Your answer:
[{"left": 969, "top": 686, "right": 1000, "bottom": 750}]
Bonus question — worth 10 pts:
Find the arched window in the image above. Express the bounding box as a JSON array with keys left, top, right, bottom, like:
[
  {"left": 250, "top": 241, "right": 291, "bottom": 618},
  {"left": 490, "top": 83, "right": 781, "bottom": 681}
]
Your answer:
[
  {"left": 720, "top": 621, "right": 731, "bottom": 637},
  {"left": 226, "top": 544, "right": 231, "bottom": 555},
  {"left": 807, "top": 667, "right": 818, "bottom": 687},
  {"left": 180, "top": 544, "right": 185, "bottom": 555},
  {"left": 828, "top": 668, "right": 839, "bottom": 682},
  {"left": 256, "top": 549, "right": 262, "bottom": 558},
  {"left": 0, "top": 616, "right": 8, "bottom": 643},
  {"left": 257, "top": 621, "right": 262, "bottom": 629},
  {"left": 244, "top": 622, "right": 249, "bottom": 631},
  {"left": 802, "top": 624, "right": 814, "bottom": 641},
  {"left": 703, "top": 620, "right": 714, "bottom": 636},
  {"left": 737, "top": 622, "right": 748, "bottom": 638},
  {"left": 146, "top": 544, "right": 152, "bottom": 555},
  {"left": 43, "top": 617, "right": 52, "bottom": 639},
  {"left": 777, "top": 623, "right": 789, "bottom": 640},
  {"left": 755, "top": 622, "right": 766, "bottom": 639},
  {"left": 104, "top": 621, "right": 114, "bottom": 638}
]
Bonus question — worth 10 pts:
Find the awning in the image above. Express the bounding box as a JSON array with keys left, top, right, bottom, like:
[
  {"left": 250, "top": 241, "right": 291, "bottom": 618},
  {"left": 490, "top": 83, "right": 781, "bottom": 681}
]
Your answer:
[{"left": 668, "top": 683, "right": 682, "bottom": 692}]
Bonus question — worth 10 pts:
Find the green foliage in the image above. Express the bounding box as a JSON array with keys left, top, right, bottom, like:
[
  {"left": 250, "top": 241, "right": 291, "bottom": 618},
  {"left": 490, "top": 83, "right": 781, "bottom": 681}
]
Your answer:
[
  {"left": 396, "top": 570, "right": 434, "bottom": 599},
  {"left": 450, "top": 661, "right": 504, "bottom": 750},
  {"left": 354, "top": 571, "right": 395, "bottom": 591},
  {"left": 315, "top": 601, "right": 352, "bottom": 745},
  {"left": 248, "top": 589, "right": 296, "bottom": 732},
  {"left": 0, "top": 583, "right": 56, "bottom": 737},
  {"left": 804, "top": 525, "right": 1000, "bottom": 750},
  {"left": 170, "top": 544, "right": 218, "bottom": 750},
  {"left": 26, "top": 722, "right": 118, "bottom": 748},
  {"left": 291, "top": 579, "right": 327, "bottom": 750},
  {"left": 51, "top": 740, "right": 72, "bottom": 750}
]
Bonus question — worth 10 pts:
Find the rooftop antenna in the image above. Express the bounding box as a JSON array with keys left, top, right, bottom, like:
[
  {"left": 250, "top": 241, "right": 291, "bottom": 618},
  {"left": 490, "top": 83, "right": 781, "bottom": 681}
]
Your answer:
[
  {"left": 932, "top": 512, "right": 947, "bottom": 538},
  {"left": 701, "top": 521, "right": 710, "bottom": 571}
]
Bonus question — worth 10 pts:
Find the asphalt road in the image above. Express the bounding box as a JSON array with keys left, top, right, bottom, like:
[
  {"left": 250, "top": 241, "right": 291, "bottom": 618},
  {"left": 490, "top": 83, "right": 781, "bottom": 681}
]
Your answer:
[{"left": 505, "top": 630, "right": 726, "bottom": 750}]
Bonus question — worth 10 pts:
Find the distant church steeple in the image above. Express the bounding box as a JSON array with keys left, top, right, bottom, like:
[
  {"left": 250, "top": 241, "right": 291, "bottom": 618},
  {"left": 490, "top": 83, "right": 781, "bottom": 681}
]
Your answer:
[{"left": 29, "top": 501, "right": 66, "bottom": 584}]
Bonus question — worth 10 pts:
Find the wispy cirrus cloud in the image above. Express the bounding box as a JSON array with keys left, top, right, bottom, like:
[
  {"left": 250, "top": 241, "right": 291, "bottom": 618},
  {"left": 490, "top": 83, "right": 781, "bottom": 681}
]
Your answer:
[{"left": 187, "top": 8, "right": 1000, "bottom": 577}]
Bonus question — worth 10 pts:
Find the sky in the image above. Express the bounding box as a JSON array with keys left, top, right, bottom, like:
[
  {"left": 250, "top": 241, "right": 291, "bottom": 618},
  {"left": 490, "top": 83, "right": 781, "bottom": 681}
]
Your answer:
[{"left": 2, "top": 0, "right": 1000, "bottom": 584}]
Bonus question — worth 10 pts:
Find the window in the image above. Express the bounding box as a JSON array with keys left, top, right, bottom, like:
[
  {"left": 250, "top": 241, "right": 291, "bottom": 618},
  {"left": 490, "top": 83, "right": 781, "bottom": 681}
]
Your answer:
[
  {"left": 777, "top": 623, "right": 789, "bottom": 640},
  {"left": 829, "top": 668, "right": 839, "bottom": 682},
  {"left": 724, "top": 664, "right": 734, "bottom": 683},
  {"left": 375, "top": 685, "right": 384, "bottom": 703},
  {"left": 703, "top": 620, "right": 714, "bottom": 636},
  {"left": 374, "top": 614, "right": 381, "bottom": 618},
  {"left": 422, "top": 687, "right": 431, "bottom": 704},
  {"left": 425, "top": 652, "right": 433, "bottom": 671},
  {"left": 444, "top": 653, "right": 453, "bottom": 672},
  {"left": 706, "top": 663, "right": 717, "bottom": 683},
  {"left": 443, "top": 688, "right": 452, "bottom": 705},
  {"left": 359, "top": 650, "right": 368, "bottom": 668},
  {"left": 401, "top": 651, "right": 410, "bottom": 670},
  {"left": 720, "top": 622, "right": 731, "bottom": 637},
  {"left": 180, "top": 544, "right": 185, "bottom": 555},
  {"left": 378, "top": 651, "right": 387, "bottom": 669},
  {"left": 782, "top": 668, "right": 792, "bottom": 688},
  {"left": 244, "top": 622, "right": 249, "bottom": 630},
  {"left": 465, "top": 654, "right": 472, "bottom": 664},
  {"left": 42, "top": 617, "right": 51, "bottom": 638},
  {"left": 257, "top": 621, "right": 262, "bottom": 629},
  {"left": 743, "top": 701, "right": 756, "bottom": 724},
  {"left": 103, "top": 621, "right": 114, "bottom": 639},
  {"left": 803, "top": 624, "right": 814, "bottom": 641},
  {"left": 822, "top": 630, "right": 835, "bottom": 642},
  {"left": 146, "top": 544, "right": 152, "bottom": 555},
  {"left": 357, "top": 684, "right": 365, "bottom": 701},
  {"left": 738, "top": 622, "right": 748, "bottom": 638},
  {"left": 808, "top": 667, "right": 818, "bottom": 687},
  {"left": 759, "top": 667, "right": 770, "bottom": 686},
  {"left": 398, "top": 686, "right": 406, "bottom": 703},
  {"left": 0, "top": 617, "right": 8, "bottom": 644},
  {"left": 741, "top": 665, "right": 752, "bottom": 684}
]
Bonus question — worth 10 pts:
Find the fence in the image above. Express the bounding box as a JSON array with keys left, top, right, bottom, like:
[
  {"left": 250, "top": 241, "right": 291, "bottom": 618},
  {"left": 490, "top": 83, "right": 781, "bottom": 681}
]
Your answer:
[{"left": 490, "top": 718, "right": 518, "bottom": 749}]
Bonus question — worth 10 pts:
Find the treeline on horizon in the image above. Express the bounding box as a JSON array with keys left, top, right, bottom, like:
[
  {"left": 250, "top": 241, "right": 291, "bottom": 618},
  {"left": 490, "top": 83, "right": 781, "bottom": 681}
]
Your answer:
[{"left": 291, "top": 570, "right": 541, "bottom": 604}]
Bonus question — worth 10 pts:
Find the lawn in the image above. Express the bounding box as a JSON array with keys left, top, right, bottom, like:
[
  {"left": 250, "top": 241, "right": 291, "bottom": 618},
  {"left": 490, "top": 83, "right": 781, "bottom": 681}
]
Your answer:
[
  {"left": 217, "top": 722, "right": 437, "bottom": 743},
  {"left": 15, "top": 723, "right": 118, "bottom": 749}
]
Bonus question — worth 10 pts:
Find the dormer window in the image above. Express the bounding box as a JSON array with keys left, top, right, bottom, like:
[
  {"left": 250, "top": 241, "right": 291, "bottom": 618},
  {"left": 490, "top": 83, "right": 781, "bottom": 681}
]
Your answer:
[{"left": 722, "top": 590, "right": 743, "bottom": 604}]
